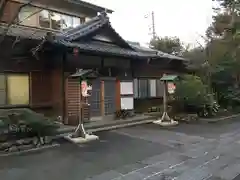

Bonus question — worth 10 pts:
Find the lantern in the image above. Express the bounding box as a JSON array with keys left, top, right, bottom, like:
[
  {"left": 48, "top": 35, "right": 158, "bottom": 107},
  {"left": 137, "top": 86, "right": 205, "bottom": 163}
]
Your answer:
[{"left": 73, "top": 47, "right": 79, "bottom": 56}]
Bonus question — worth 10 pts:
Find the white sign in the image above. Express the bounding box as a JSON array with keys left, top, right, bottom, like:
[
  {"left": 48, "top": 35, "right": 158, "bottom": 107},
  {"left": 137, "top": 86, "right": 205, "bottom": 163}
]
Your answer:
[
  {"left": 121, "top": 97, "right": 134, "bottom": 110},
  {"left": 120, "top": 81, "right": 133, "bottom": 95},
  {"left": 81, "top": 81, "right": 92, "bottom": 97}
]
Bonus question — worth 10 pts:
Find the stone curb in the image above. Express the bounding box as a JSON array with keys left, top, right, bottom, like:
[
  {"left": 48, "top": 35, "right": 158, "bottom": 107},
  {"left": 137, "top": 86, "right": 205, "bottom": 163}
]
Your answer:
[
  {"left": 57, "top": 116, "right": 155, "bottom": 135},
  {"left": 88, "top": 119, "right": 155, "bottom": 133},
  {"left": 200, "top": 113, "right": 240, "bottom": 123},
  {"left": 0, "top": 143, "right": 60, "bottom": 157}
]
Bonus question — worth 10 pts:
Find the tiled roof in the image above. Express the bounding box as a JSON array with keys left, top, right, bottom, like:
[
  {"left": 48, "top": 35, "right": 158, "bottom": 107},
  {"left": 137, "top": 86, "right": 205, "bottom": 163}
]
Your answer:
[
  {"left": 56, "top": 12, "right": 134, "bottom": 50},
  {"left": 56, "top": 13, "right": 109, "bottom": 41},
  {"left": 0, "top": 13, "right": 187, "bottom": 62},
  {"left": 129, "top": 43, "right": 188, "bottom": 61},
  {"left": 57, "top": 40, "right": 158, "bottom": 59},
  {"left": 0, "top": 23, "right": 50, "bottom": 40}
]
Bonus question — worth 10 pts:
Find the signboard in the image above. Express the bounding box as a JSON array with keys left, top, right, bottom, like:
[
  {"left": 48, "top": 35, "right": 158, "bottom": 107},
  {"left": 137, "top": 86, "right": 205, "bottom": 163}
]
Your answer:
[
  {"left": 121, "top": 97, "right": 134, "bottom": 110},
  {"left": 120, "top": 81, "right": 133, "bottom": 95},
  {"left": 168, "top": 82, "right": 176, "bottom": 94},
  {"left": 81, "top": 81, "right": 92, "bottom": 97}
]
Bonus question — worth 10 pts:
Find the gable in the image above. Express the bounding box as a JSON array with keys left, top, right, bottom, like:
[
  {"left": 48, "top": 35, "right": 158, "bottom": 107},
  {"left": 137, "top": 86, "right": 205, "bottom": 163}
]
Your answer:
[
  {"left": 92, "top": 34, "right": 113, "bottom": 43},
  {"left": 82, "top": 24, "right": 134, "bottom": 50},
  {"left": 57, "top": 12, "right": 135, "bottom": 51}
]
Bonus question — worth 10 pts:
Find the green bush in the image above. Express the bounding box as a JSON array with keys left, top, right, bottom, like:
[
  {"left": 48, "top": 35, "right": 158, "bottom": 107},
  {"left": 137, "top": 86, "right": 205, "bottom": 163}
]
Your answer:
[
  {"left": 0, "top": 109, "right": 59, "bottom": 141},
  {"left": 174, "top": 75, "right": 219, "bottom": 117}
]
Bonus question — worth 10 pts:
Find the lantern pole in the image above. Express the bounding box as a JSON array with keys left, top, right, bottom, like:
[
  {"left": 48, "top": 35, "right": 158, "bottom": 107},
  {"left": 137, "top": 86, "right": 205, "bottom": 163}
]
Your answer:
[
  {"left": 153, "top": 74, "right": 178, "bottom": 126},
  {"left": 64, "top": 69, "right": 99, "bottom": 144},
  {"left": 161, "top": 80, "right": 171, "bottom": 122},
  {"left": 73, "top": 77, "right": 87, "bottom": 138}
]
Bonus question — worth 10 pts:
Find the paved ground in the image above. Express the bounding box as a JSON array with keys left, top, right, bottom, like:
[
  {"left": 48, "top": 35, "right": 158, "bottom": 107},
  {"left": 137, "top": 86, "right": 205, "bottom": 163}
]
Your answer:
[{"left": 2, "top": 119, "right": 240, "bottom": 180}]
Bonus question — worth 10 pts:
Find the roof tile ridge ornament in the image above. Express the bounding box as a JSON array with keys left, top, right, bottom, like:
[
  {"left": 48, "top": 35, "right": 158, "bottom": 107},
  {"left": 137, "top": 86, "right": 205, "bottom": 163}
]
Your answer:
[{"left": 98, "top": 10, "right": 109, "bottom": 22}]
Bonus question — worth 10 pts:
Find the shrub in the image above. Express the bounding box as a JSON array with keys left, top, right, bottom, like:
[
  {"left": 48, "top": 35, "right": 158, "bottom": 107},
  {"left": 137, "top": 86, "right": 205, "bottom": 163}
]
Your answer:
[
  {"left": 174, "top": 75, "right": 219, "bottom": 117},
  {"left": 0, "top": 109, "right": 59, "bottom": 142}
]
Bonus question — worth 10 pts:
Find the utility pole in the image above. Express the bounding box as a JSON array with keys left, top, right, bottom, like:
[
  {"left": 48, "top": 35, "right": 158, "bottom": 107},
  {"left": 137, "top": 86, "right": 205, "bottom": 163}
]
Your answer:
[
  {"left": 145, "top": 11, "right": 157, "bottom": 40},
  {"left": 151, "top": 11, "right": 156, "bottom": 40}
]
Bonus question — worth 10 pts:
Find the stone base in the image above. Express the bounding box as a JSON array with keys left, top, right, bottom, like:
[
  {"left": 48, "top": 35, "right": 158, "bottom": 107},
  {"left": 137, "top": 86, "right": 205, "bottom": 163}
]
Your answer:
[
  {"left": 64, "top": 134, "right": 99, "bottom": 144},
  {"left": 153, "top": 119, "right": 178, "bottom": 126}
]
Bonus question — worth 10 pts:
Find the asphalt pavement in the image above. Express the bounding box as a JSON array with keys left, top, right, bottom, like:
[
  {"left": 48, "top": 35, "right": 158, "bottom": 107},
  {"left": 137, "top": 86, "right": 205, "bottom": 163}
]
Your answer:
[{"left": 2, "top": 119, "right": 240, "bottom": 180}]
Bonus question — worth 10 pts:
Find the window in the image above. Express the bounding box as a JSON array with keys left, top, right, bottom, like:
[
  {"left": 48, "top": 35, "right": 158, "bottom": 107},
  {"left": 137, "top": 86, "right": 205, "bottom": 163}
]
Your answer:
[
  {"left": 61, "top": 14, "right": 73, "bottom": 30},
  {"left": 39, "top": 10, "right": 50, "bottom": 28},
  {"left": 149, "top": 79, "right": 156, "bottom": 97},
  {"left": 50, "top": 12, "right": 61, "bottom": 30},
  {"left": 133, "top": 79, "right": 138, "bottom": 98},
  {"left": 18, "top": 6, "right": 40, "bottom": 27},
  {"left": 133, "top": 78, "right": 164, "bottom": 99},
  {"left": 18, "top": 5, "right": 85, "bottom": 31},
  {"left": 138, "top": 79, "right": 148, "bottom": 98},
  {"left": 73, "top": 17, "right": 81, "bottom": 28},
  {"left": 39, "top": 10, "right": 82, "bottom": 30},
  {"left": 0, "top": 74, "right": 29, "bottom": 105},
  {"left": 80, "top": 17, "right": 85, "bottom": 24},
  {"left": 7, "top": 74, "right": 29, "bottom": 105}
]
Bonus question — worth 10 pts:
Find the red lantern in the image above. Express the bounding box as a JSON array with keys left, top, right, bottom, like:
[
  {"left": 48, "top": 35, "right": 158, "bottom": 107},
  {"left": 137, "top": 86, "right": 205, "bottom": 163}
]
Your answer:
[{"left": 73, "top": 48, "right": 79, "bottom": 56}]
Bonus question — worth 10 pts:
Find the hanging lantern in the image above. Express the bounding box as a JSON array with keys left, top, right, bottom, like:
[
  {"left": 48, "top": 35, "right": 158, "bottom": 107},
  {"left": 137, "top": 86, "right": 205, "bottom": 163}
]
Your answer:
[
  {"left": 73, "top": 47, "right": 79, "bottom": 56},
  {"left": 167, "top": 82, "right": 176, "bottom": 94}
]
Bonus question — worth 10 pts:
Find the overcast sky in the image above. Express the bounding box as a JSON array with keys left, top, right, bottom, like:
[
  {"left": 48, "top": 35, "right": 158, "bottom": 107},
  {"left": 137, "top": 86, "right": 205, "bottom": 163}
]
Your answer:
[{"left": 85, "top": 0, "right": 213, "bottom": 47}]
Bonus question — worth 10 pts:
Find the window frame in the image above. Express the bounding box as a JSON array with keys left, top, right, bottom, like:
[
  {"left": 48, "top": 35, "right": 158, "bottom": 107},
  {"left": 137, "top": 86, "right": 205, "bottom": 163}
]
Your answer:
[
  {"left": 18, "top": 5, "right": 86, "bottom": 31},
  {"left": 134, "top": 78, "right": 164, "bottom": 99},
  {"left": 0, "top": 73, "right": 30, "bottom": 107}
]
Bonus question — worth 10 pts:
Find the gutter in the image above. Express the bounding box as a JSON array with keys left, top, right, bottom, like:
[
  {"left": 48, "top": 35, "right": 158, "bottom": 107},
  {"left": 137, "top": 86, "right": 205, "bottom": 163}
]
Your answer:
[{"left": 64, "top": 0, "right": 114, "bottom": 13}]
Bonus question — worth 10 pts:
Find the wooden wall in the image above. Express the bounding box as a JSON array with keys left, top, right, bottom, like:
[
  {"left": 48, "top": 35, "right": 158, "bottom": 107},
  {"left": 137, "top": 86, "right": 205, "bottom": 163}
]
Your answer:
[
  {"left": 51, "top": 69, "right": 63, "bottom": 117},
  {"left": 30, "top": 71, "right": 52, "bottom": 107}
]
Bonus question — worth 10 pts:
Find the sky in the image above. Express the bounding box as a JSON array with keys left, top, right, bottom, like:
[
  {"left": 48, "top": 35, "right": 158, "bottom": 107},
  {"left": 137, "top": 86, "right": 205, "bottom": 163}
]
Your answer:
[{"left": 85, "top": 0, "right": 214, "bottom": 47}]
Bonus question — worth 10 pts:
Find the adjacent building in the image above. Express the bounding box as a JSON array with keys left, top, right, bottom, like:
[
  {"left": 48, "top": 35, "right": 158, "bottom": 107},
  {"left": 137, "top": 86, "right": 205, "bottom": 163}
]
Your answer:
[{"left": 0, "top": 0, "right": 187, "bottom": 125}]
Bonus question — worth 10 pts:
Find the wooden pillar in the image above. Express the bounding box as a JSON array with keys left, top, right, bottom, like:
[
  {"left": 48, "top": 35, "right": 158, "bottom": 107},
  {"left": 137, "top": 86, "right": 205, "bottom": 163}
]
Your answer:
[
  {"left": 51, "top": 69, "right": 62, "bottom": 117},
  {"left": 100, "top": 80, "right": 105, "bottom": 117},
  {"left": 64, "top": 77, "right": 69, "bottom": 124},
  {"left": 61, "top": 55, "right": 66, "bottom": 121},
  {"left": 116, "top": 79, "right": 121, "bottom": 111}
]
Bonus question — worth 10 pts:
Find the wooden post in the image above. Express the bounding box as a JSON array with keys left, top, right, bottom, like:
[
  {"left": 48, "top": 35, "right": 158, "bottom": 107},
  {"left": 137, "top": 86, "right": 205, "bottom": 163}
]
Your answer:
[
  {"left": 163, "top": 80, "right": 167, "bottom": 113},
  {"left": 101, "top": 80, "right": 105, "bottom": 117},
  {"left": 61, "top": 54, "right": 66, "bottom": 121},
  {"left": 116, "top": 79, "right": 121, "bottom": 111}
]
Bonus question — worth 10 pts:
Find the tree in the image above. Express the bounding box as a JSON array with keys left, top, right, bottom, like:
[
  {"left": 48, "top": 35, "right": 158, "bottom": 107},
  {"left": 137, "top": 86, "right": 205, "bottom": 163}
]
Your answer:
[
  {"left": 150, "top": 36, "right": 185, "bottom": 56},
  {"left": 183, "top": 46, "right": 206, "bottom": 69},
  {"left": 202, "top": 0, "right": 240, "bottom": 107}
]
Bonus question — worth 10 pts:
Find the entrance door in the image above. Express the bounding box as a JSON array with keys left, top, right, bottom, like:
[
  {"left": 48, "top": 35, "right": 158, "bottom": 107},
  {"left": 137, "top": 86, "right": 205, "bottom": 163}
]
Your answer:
[
  {"left": 89, "top": 79, "right": 101, "bottom": 117},
  {"left": 104, "top": 79, "right": 116, "bottom": 115}
]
